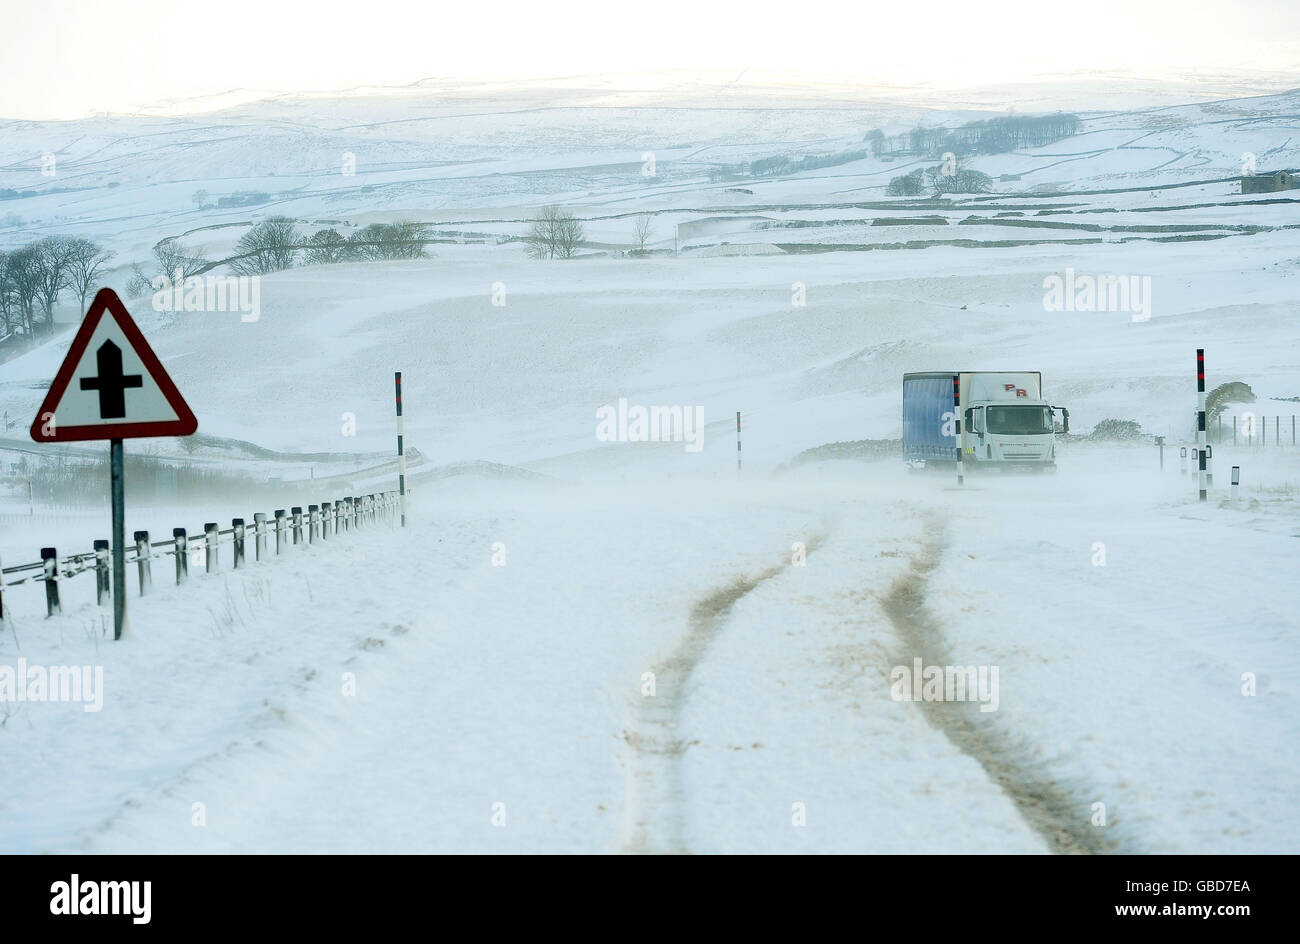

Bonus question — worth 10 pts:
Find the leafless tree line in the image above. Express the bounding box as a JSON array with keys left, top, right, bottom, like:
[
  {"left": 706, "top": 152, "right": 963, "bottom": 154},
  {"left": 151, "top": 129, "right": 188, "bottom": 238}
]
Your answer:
[
  {"left": 0, "top": 236, "right": 113, "bottom": 339},
  {"left": 886, "top": 166, "right": 994, "bottom": 196},
  {"left": 869, "top": 113, "right": 1081, "bottom": 159},
  {"left": 229, "top": 218, "right": 431, "bottom": 274},
  {"left": 121, "top": 218, "right": 433, "bottom": 295}
]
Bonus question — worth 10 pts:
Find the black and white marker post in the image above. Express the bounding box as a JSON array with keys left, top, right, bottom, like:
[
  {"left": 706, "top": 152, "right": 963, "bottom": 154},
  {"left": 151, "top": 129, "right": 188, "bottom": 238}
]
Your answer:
[
  {"left": 395, "top": 371, "right": 407, "bottom": 527},
  {"left": 1196, "top": 348, "right": 1208, "bottom": 502},
  {"left": 736, "top": 411, "right": 742, "bottom": 473},
  {"left": 954, "top": 374, "right": 964, "bottom": 486}
]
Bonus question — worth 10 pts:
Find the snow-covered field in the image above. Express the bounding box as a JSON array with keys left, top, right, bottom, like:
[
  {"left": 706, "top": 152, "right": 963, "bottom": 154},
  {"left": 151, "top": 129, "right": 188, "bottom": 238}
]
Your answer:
[{"left": 1, "top": 75, "right": 1297, "bottom": 853}]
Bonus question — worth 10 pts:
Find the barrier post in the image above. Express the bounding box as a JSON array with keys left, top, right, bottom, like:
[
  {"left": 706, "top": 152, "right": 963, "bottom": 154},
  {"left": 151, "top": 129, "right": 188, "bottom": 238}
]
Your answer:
[
  {"left": 173, "top": 528, "right": 188, "bottom": 584},
  {"left": 41, "top": 547, "right": 60, "bottom": 616},
  {"left": 94, "top": 540, "right": 110, "bottom": 606},
  {"left": 135, "top": 531, "right": 152, "bottom": 595},
  {"left": 205, "top": 523, "right": 219, "bottom": 573}
]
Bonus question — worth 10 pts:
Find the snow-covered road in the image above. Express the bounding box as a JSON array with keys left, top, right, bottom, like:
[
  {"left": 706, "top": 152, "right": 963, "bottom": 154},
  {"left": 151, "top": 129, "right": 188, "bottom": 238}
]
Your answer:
[{"left": 4, "top": 440, "right": 1292, "bottom": 853}]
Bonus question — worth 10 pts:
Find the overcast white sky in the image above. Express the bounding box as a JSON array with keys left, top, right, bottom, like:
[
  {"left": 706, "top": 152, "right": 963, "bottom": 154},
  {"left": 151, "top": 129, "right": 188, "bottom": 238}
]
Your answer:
[{"left": 3, "top": 0, "right": 1297, "bottom": 118}]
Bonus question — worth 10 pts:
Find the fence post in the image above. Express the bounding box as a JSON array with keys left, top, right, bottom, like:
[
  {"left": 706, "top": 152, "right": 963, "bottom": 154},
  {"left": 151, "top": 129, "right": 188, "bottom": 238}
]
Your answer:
[
  {"left": 205, "top": 523, "right": 219, "bottom": 573},
  {"left": 321, "top": 502, "right": 332, "bottom": 539},
  {"left": 1233, "top": 415, "right": 1237, "bottom": 445},
  {"left": 94, "top": 540, "right": 110, "bottom": 607},
  {"left": 135, "top": 531, "right": 152, "bottom": 595},
  {"left": 291, "top": 507, "right": 303, "bottom": 545},
  {"left": 173, "top": 528, "right": 188, "bottom": 584},
  {"left": 0, "top": 551, "right": 5, "bottom": 623},
  {"left": 41, "top": 547, "right": 60, "bottom": 616},
  {"left": 354, "top": 497, "right": 363, "bottom": 528},
  {"left": 254, "top": 513, "right": 267, "bottom": 561},
  {"left": 233, "top": 519, "right": 246, "bottom": 569},
  {"left": 275, "top": 510, "right": 286, "bottom": 554},
  {"left": 308, "top": 505, "right": 319, "bottom": 544}
]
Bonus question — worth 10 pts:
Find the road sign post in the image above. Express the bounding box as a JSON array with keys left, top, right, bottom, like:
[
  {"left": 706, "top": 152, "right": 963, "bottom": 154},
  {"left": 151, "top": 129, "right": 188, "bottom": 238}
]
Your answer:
[
  {"left": 29, "top": 288, "right": 197, "bottom": 641},
  {"left": 111, "top": 439, "right": 126, "bottom": 638}
]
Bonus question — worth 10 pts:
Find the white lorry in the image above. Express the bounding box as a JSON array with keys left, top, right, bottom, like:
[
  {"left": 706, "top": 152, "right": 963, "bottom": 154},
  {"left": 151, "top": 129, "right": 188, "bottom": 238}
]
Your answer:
[{"left": 902, "top": 371, "right": 1069, "bottom": 471}]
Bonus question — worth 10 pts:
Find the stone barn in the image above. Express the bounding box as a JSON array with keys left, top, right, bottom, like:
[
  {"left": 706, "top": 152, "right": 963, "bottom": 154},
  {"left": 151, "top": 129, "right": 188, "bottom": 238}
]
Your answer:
[{"left": 1241, "top": 170, "right": 1299, "bottom": 194}]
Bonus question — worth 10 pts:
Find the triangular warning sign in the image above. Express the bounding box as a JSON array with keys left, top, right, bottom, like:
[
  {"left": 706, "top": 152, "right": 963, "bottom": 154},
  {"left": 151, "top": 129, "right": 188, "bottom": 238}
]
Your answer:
[{"left": 30, "top": 288, "right": 198, "bottom": 442}]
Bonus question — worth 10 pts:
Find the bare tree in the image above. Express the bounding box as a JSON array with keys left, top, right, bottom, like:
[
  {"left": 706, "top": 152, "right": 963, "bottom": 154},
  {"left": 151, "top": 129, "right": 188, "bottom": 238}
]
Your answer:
[
  {"left": 526, "top": 206, "right": 584, "bottom": 260},
  {"left": 345, "top": 221, "right": 428, "bottom": 261},
  {"left": 64, "top": 237, "right": 114, "bottom": 312},
  {"left": 632, "top": 213, "right": 654, "bottom": 254},
  {"left": 0, "top": 250, "right": 17, "bottom": 338},
  {"left": 152, "top": 238, "right": 209, "bottom": 282},
  {"left": 34, "top": 236, "right": 75, "bottom": 330},
  {"left": 125, "top": 238, "right": 209, "bottom": 299},
  {"left": 229, "top": 217, "right": 301, "bottom": 275},
  {"left": 303, "top": 228, "right": 348, "bottom": 265},
  {"left": 5, "top": 245, "right": 45, "bottom": 334}
]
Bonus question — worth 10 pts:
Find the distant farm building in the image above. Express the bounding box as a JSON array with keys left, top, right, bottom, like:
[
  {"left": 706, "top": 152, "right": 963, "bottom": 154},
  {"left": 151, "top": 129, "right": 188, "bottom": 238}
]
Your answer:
[{"left": 1241, "top": 170, "right": 1299, "bottom": 194}]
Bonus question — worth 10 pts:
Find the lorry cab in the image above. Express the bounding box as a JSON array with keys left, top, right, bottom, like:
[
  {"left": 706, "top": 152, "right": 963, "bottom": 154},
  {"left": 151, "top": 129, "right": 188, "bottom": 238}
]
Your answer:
[
  {"left": 960, "top": 373, "right": 1068, "bottom": 469},
  {"left": 965, "top": 401, "right": 1065, "bottom": 464}
]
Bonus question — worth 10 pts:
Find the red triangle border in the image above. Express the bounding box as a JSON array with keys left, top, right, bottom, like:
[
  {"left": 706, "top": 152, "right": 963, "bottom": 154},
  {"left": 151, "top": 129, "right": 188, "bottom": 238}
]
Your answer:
[{"left": 29, "top": 287, "right": 199, "bottom": 442}]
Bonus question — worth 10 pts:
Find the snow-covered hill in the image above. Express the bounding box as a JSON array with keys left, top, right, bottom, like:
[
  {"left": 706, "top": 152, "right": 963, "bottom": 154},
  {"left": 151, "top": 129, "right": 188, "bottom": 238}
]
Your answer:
[{"left": 0, "top": 76, "right": 1297, "bottom": 854}]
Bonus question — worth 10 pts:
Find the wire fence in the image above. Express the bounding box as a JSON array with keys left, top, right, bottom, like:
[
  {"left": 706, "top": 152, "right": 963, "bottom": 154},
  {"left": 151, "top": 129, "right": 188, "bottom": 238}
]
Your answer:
[
  {"left": 0, "top": 490, "right": 399, "bottom": 619},
  {"left": 1213, "top": 414, "right": 1298, "bottom": 447}
]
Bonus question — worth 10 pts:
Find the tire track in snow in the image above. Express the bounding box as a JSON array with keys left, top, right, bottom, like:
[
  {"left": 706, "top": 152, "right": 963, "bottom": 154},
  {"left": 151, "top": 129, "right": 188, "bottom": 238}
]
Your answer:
[
  {"left": 621, "top": 532, "right": 826, "bottom": 854},
  {"left": 881, "top": 517, "right": 1124, "bottom": 855}
]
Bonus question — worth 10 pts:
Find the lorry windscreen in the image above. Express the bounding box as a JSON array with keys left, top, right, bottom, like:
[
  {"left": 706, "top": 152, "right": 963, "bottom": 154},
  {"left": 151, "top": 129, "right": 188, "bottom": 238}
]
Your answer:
[{"left": 986, "top": 406, "right": 1053, "bottom": 435}]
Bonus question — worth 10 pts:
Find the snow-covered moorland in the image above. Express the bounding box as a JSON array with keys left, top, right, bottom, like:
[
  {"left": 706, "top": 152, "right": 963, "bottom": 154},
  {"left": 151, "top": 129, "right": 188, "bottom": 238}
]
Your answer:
[{"left": 0, "top": 75, "right": 1297, "bottom": 853}]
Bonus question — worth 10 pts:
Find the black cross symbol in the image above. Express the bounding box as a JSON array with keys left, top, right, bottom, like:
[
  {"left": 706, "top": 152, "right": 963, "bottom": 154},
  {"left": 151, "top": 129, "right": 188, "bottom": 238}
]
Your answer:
[{"left": 80, "top": 340, "right": 143, "bottom": 419}]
